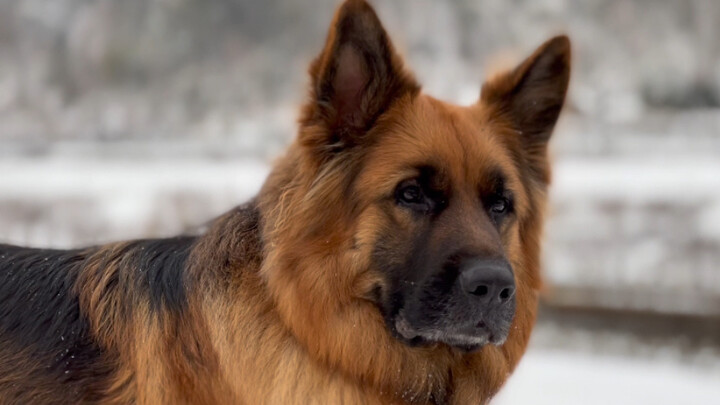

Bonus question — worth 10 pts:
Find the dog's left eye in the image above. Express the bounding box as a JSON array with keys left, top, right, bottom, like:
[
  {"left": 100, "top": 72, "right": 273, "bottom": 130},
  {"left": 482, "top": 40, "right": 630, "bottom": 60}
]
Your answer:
[
  {"left": 486, "top": 193, "right": 514, "bottom": 222},
  {"left": 490, "top": 198, "right": 509, "bottom": 214}
]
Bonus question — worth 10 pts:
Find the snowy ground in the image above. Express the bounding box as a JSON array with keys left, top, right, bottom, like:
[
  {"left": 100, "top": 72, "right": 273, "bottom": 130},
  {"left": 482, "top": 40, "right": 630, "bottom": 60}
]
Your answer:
[
  {"left": 492, "top": 305, "right": 720, "bottom": 404},
  {"left": 492, "top": 348, "right": 720, "bottom": 405}
]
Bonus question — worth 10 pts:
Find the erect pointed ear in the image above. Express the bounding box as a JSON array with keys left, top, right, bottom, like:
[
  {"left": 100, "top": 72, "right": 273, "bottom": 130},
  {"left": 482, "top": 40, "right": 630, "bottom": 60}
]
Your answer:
[
  {"left": 481, "top": 36, "right": 571, "bottom": 157},
  {"left": 301, "top": 0, "right": 419, "bottom": 154}
]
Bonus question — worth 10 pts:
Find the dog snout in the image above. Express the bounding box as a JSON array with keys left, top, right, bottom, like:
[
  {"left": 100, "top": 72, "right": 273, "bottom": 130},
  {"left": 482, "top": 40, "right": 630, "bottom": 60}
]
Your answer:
[{"left": 458, "top": 258, "right": 515, "bottom": 306}]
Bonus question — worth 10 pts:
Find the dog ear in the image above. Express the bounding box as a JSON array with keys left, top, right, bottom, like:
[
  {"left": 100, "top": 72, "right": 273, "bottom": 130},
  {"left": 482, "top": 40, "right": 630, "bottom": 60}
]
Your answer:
[
  {"left": 301, "top": 0, "right": 419, "bottom": 154},
  {"left": 481, "top": 36, "right": 571, "bottom": 160}
]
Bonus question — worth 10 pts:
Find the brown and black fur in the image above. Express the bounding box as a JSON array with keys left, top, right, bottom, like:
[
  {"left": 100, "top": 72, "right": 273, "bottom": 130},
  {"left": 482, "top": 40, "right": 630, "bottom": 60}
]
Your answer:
[{"left": 0, "top": 1, "right": 571, "bottom": 404}]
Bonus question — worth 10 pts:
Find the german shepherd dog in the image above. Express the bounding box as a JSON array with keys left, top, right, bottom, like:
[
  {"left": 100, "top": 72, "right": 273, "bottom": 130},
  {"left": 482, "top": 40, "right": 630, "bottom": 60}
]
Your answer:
[{"left": 0, "top": 0, "right": 570, "bottom": 403}]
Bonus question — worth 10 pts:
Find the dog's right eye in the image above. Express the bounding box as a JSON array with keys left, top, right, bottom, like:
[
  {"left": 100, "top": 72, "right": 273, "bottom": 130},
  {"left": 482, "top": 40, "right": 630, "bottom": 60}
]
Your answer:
[
  {"left": 395, "top": 180, "right": 429, "bottom": 212},
  {"left": 399, "top": 185, "right": 422, "bottom": 204}
]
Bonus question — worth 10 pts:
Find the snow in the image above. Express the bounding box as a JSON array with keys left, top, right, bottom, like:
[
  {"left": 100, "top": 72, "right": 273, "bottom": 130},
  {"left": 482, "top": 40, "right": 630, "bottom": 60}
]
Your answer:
[
  {"left": 0, "top": 157, "right": 269, "bottom": 200},
  {"left": 0, "top": 157, "right": 269, "bottom": 247},
  {"left": 551, "top": 157, "right": 720, "bottom": 202},
  {"left": 492, "top": 349, "right": 720, "bottom": 405}
]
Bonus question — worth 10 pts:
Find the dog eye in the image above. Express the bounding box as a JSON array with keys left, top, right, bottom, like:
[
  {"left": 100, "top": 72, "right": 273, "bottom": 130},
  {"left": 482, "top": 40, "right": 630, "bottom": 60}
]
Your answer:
[
  {"left": 398, "top": 184, "right": 423, "bottom": 204},
  {"left": 395, "top": 179, "right": 432, "bottom": 213},
  {"left": 395, "top": 178, "right": 445, "bottom": 215},
  {"left": 488, "top": 196, "right": 512, "bottom": 217},
  {"left": 490, "top": 198, "right": 508, "bottom": 214}
]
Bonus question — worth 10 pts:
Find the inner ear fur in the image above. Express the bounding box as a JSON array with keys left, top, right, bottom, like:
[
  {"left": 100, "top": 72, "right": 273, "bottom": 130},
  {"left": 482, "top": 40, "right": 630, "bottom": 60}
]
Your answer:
[
  {"left": 481, "top": 36, "right": 571, "bottom": 151},
  {"left": 300, "top": 0, "right": 419, "bottom": 156}
]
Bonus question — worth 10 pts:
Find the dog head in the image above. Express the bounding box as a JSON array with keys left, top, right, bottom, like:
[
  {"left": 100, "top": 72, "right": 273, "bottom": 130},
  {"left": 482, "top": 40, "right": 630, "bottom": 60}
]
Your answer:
[{"left": 261, "top": 0, "right": 570, "bottom": 357}]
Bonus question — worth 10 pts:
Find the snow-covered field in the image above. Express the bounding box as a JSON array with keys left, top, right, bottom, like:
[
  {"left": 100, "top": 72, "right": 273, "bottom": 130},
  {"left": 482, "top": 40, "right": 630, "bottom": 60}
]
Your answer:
[{"left": 492, "top": 348, "right": 720, "bottom": 405}]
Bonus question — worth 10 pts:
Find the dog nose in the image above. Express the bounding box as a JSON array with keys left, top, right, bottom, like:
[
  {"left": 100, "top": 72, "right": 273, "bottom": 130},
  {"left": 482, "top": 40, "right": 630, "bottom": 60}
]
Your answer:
[{"left": 458, "top": 259, "right": 515, "bottom": 304}]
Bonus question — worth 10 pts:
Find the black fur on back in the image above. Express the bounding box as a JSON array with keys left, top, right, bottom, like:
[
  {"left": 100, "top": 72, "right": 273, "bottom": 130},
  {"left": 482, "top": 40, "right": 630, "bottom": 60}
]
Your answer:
[
  {"left": 125, "top": 236, "right": 196, "bottom": 314},
  {"left": 0, "top": 245, "right": 111, "bottom": 401},
  {"left": 0, "top": 235, "right": 198, "bottom": 403}
]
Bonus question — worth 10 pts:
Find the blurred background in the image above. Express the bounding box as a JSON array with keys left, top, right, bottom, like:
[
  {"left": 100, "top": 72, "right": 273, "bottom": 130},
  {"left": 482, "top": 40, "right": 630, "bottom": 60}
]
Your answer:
[{"left": 1, "top": 0, "right": 719, "bottom": 403}]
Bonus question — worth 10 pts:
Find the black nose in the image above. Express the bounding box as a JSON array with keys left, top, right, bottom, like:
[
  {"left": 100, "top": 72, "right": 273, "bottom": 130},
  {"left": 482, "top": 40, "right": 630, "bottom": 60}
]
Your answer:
[{"left": 458, "top": 259, "right": 515, "bottom": 304}]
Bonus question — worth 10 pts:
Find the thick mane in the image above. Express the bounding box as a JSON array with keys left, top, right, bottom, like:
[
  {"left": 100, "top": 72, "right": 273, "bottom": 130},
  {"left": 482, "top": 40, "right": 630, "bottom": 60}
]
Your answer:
[{"left": 189, "top": 201, "right": 264, "bottom": 289}]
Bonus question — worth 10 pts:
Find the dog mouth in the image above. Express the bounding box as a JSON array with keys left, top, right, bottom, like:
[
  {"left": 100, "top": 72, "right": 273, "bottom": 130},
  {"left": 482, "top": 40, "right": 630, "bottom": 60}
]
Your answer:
[{"left": 392, "top": 310, "right": 506, "bottom": 352}]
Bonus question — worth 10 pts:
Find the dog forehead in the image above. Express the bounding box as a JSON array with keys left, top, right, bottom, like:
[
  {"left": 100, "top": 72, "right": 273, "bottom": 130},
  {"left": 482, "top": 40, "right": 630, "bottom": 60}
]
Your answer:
[{"left": 366, "top": 95, "right": 517, "bottom": 187}]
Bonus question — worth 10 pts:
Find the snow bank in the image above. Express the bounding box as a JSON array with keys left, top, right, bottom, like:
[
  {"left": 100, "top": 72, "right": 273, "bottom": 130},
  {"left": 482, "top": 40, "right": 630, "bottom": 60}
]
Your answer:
[{"left": 493, "top": 349, "right": 720, "bottom": 405}]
